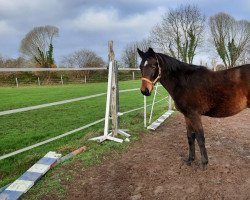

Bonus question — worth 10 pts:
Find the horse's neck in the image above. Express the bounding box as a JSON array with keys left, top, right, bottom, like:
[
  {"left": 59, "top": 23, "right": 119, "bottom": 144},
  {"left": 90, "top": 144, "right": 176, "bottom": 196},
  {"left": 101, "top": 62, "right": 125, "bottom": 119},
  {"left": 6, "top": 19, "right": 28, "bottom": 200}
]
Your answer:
[
  {"left": 159, "top": 71, "right": 177, "bottom": 98},
  {"left": 157, "top": 54, "right": 181, "bottom": 97}
]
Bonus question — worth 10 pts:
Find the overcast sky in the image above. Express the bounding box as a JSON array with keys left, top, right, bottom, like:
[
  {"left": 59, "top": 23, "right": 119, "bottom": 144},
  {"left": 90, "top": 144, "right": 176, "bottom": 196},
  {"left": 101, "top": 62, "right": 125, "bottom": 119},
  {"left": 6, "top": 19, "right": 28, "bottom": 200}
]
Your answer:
[{"left": 0, "top": 0, "right": 249, "bottom": 65}]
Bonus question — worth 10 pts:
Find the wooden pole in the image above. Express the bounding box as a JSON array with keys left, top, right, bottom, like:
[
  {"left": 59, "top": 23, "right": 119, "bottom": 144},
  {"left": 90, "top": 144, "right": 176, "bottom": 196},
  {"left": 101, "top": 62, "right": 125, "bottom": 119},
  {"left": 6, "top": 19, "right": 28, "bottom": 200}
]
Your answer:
[
  {"left": 89, "top": 40, "right": 129, "bottom": 143},
  {"left": 109, "top": 41, "right": 118, "bottom": 137},
  {"left": 132, "top": 71, "right": 135, "bottom": 80}
]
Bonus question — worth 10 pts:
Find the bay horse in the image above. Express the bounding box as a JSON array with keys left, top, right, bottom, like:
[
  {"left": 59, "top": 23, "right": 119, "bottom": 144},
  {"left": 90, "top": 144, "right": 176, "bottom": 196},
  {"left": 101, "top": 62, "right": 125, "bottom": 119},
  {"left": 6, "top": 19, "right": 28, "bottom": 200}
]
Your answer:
[{"left": 137, "top": 48, "right": 250, "bottom": 167}]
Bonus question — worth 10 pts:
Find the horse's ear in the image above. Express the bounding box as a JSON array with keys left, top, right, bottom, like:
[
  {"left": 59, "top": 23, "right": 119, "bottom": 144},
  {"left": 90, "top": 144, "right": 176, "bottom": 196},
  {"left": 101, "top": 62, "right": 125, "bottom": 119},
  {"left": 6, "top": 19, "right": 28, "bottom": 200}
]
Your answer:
[
  {"left": 148, "top": 47, "right": 155, "bottom": 55},
  {"left": 137, "top": 48, "right": 145, "bottom": 58},
  {"left": 148, "top": 47, "right": 156, "bottom": 58}
]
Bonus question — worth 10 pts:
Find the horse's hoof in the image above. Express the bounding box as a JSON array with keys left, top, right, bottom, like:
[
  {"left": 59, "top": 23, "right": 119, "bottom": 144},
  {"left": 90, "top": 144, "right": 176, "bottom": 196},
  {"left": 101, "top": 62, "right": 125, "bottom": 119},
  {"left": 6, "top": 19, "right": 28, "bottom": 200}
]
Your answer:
[
  {"left": 201, "top": 159, "right": 208, "bottom": 170},
  {"left": 201, "top": 164, "right": 208, "bottom": 171},
  {"left": 182, "top": 157, "right": 194, "bottom": 166}
]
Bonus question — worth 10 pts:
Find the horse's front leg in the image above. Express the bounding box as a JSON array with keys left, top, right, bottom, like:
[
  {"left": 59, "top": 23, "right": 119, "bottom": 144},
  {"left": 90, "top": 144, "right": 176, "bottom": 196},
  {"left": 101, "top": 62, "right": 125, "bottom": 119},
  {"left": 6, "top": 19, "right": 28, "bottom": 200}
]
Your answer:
[
  {"left": 185, "top": 114, "right": 208, "bottom": 167},
  {"left": 185, "top": 117, "right": 195, "bottom": 165}
]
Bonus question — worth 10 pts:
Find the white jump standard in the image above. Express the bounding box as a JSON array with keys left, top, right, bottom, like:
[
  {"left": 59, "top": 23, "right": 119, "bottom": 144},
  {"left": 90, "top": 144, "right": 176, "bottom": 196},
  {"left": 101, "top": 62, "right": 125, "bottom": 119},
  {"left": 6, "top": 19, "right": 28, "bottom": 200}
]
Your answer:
[{"left": 89, "top": 41, "right": 130, "bottom": 143}]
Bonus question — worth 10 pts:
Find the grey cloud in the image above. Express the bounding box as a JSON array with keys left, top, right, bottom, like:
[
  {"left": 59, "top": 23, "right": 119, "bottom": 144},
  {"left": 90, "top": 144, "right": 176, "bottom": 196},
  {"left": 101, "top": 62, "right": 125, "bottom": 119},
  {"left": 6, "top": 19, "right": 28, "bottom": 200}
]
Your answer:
[{"left": 0, "top": 0, "right": 249, "bottom": 65}]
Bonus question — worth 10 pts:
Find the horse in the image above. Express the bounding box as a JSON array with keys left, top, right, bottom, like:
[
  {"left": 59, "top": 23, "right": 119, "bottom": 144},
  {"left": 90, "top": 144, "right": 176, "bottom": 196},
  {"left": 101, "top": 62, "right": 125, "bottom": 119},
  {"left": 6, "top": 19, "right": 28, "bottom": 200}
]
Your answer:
[{"left": 137, "top": 47, "right": 250, "bottom": 168}]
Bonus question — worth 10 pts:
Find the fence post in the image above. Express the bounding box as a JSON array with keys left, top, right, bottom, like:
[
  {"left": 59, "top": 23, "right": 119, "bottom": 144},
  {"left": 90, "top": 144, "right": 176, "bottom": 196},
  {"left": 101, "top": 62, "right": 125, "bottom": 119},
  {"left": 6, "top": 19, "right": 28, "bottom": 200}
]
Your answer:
[
  {"left": 38, "top": 77, "right": 41, "bottom": 86},
  {"left": 84, "top": 75, "right": 86, "bottom": 83},
  {"left": 15, "top": 77, "right": 19, "bottom": 87},
  {"left": 61, "top": 75, "right": 63, "bottom": 85},
  {"left": 109, "top": 41, "right": 118, "bottom": 137},
  {"left": 132, "top": 71, "right": 135, "bottom": 80},
  {"left": 168, "top": 95, "right": 172, "bottom": 111}
]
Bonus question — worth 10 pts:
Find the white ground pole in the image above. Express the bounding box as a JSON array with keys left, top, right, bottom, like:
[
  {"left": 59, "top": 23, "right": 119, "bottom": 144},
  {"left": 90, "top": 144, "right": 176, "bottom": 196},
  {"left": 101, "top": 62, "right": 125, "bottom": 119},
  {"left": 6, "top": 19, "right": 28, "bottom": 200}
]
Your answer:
[
  {"left": 144, "top": 95, "right": 147, "bottom": 128},
  {"left": 148, "top": 83, "right": 159, "bottom": 124},
  {"left": 89, "top": 61, "right": 123, "bottom": 143}
]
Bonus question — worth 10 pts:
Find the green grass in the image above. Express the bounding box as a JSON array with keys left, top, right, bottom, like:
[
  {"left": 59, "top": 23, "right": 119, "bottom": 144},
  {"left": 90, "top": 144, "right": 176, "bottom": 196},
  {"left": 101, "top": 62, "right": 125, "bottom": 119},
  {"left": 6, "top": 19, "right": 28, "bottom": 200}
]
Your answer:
[
  {"left": 0, "top": 80, "right": 171, "bottom": 196},
  {"left": 0, "top": 81, "right": 141, "bottom": 111}
]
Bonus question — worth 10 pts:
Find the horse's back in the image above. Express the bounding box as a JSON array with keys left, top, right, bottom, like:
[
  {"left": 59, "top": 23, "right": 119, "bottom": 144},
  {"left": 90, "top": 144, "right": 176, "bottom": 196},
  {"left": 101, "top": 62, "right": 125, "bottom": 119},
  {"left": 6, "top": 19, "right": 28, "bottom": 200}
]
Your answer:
[
  {"left": 240, "top": 64, "right": 250, "bottom": 107},
  {"left": 183, "top": 65, "right": 250, "bottom": 117},
  {"left": 204, "top": 64, "right": 250, "bottom": 117}
]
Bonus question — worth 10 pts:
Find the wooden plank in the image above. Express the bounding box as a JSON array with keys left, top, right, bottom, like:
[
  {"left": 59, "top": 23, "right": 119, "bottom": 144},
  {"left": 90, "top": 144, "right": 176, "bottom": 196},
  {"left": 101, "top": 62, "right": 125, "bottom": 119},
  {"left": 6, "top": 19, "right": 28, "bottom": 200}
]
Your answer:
[{"left": 109, "top": 41, "right": 118, "bottom": 137}]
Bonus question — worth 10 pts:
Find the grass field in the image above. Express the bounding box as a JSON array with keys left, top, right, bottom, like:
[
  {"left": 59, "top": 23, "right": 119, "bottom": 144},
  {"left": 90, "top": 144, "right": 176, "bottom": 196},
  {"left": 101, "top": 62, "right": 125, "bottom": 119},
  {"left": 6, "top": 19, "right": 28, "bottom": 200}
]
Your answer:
[{"left": 0, "top": 80, "right": 170, "bottom": 189}]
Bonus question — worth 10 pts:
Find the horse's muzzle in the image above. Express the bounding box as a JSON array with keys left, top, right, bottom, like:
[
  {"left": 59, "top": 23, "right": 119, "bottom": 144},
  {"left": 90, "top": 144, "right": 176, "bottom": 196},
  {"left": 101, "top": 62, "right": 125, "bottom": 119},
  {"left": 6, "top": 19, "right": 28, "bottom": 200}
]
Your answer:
[{"left": 141, "top": 88, "right": 151, "bottom": 96}]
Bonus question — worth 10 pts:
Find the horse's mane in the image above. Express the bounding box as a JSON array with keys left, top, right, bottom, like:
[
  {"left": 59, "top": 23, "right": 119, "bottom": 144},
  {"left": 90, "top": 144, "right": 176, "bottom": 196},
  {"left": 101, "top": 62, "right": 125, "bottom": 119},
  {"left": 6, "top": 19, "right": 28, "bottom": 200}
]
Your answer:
[{"left": 157, "top": 53, "right": 207, "bottom": 73}]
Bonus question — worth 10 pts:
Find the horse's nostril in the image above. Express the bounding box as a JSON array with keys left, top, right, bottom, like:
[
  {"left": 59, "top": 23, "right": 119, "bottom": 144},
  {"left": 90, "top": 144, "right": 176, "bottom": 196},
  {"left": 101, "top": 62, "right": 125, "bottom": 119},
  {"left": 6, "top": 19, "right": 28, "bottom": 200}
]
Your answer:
[{"left": 141, "top": 88, "right": 150, "bottom": 96}]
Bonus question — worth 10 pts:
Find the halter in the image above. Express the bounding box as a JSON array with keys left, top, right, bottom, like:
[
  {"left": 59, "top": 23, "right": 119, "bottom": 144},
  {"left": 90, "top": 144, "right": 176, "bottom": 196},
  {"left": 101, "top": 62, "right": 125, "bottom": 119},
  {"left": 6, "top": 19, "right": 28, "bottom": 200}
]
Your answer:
[{"left": 141, "top": 56, "right": 161, "bottom": 87}]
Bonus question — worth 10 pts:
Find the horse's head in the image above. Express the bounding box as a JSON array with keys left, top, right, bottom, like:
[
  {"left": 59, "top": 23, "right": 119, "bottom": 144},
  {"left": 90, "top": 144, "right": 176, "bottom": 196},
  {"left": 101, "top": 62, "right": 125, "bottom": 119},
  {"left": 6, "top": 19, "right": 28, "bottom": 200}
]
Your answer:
[{"left": 137, "top": 47, "right": 161, "bottom": 96}]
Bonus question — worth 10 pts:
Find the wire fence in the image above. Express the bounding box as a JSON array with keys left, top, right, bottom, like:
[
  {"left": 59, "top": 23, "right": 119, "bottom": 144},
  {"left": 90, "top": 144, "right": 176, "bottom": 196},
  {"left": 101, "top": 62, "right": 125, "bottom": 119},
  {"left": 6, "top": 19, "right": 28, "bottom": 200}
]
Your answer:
[
  {"left": 0, "top": 94, "right": 168, "bottom": 161},
  {"left": 0, "top": 65, "right": 174, "bottom": 192},
  {"left": 0, "top": 68, "right": 170, "bottom": 160}
]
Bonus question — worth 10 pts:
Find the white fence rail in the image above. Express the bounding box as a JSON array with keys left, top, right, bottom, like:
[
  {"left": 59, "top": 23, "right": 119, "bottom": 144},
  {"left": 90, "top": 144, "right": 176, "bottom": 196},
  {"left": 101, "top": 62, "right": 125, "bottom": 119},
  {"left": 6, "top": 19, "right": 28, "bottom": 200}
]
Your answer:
[
  {"left": 0, "top": 67, "right": 140, "bottom": 72},
  {"left": 0, "top": 41, "right": 173, "bottom": 160},
  {"left": 0, "top": 88, "right": 140, "bottom": 116},
  {"left": 0, "top": 95, "right": 168, "bottom": 161}
]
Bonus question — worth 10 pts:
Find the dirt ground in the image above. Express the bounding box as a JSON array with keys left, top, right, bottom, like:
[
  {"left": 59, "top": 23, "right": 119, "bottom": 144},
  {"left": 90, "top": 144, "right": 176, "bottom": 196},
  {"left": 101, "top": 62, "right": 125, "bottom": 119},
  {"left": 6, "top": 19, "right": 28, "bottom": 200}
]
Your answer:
[{"left": 53, "top": 110, "right": 249, "bottom": 200}]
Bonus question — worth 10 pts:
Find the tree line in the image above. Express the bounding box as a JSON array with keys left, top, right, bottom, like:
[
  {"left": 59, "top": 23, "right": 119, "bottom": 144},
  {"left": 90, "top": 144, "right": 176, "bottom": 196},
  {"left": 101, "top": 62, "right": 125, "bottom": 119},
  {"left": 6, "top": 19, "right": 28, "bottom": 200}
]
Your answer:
[
  {"left": 122, "top": 5, "right": 250, "bottom": 69},
  {"left": 0, "top": 5, "right": 249, "bottom": 71}
]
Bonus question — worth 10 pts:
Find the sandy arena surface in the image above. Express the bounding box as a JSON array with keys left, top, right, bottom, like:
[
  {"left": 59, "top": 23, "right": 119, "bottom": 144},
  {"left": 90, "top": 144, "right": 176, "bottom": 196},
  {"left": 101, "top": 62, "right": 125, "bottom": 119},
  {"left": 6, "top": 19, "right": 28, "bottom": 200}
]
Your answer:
[{"left": 43, "top": 110, "right": 250, "bottom": 200}]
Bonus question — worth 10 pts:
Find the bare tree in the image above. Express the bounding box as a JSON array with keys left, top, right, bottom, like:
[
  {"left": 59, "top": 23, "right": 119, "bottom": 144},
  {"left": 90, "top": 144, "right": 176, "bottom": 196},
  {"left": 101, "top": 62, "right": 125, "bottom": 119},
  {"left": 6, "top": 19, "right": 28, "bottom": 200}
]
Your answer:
[
  {"left": 0, "top": 54, "right": 3, "bottom": 67},
  {"left": 61, "top": 49, "right": 105, "bottom": 78},
  {"left": 209, "top": 13, "right": 250, "bottom": 68},
  {"left": 20, "top": 25, "right": 59, "bottom": 67},
  {"left": 0, "top": 55, "right": 27, "bottom": 68},
  {"left": 150, "top": 5, "right": 205, "bottom": 64},
  {"left": 122, "top": 43, "right": 137, "bottom": 68},
  {"left": 238, "top": 43, "right": 250, "bottom": 65},
  {"left": 61, "top": 49, "right": 105, "bottom": 68},
  {"left": 122, "top": 39, "right": 151, "bottom": 68}
]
